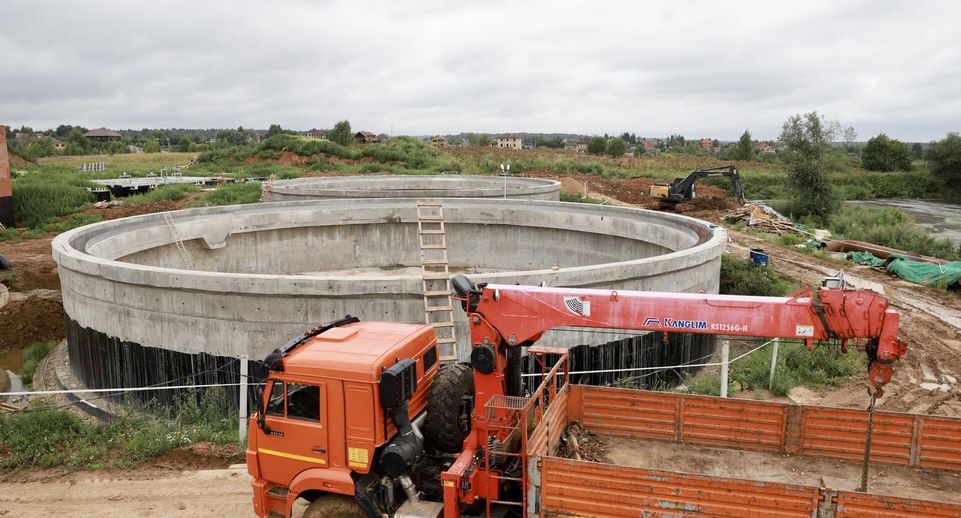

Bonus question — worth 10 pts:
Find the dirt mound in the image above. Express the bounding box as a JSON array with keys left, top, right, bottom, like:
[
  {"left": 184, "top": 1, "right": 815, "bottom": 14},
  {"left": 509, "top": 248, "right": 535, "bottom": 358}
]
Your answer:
[
  {"left": 0, "top": 292, "right": 65, "bottom": 351},
  {"left": 148, "top": 443, "right": 243, "bottom": 471},
  {"left": 0, "top": 235, "right": 59, "bottom": 291},
  {"left": 7, "top": 151, "right": 33, "bottom": 168}
]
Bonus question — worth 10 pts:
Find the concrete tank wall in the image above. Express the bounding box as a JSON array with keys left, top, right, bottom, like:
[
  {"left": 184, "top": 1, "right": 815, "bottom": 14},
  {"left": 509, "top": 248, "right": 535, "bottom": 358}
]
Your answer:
[
  {"left": 264, "top": 175, "right": 561, "bottom": 202},
  {"left": 53, "top": 199, "right": 725, "bottom": 397}
]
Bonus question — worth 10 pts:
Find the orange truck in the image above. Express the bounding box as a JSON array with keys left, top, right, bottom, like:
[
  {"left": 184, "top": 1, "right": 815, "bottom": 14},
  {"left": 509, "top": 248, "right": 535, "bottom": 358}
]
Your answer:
[{"left": 247, "top": 275, "right": 919, "bottom": 517}]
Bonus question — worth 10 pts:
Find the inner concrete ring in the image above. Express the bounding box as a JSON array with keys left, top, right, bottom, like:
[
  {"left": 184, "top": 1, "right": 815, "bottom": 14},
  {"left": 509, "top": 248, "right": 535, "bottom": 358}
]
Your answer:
[{"left": 264, "top": 175, "right": 561, "bottom": 201}]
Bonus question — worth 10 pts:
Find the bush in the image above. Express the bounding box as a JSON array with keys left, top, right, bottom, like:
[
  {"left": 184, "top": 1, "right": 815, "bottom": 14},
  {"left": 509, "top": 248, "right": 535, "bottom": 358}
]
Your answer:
[
  {"left": 124, "top": 184, "right": 198, "bottom": 205},
  {"left": 559, "top": 192, "right": 602, "bottom": 204},
  {"left": 605, "top": 138, "right": 627, "bottom": 158},
  {"left": 925, "top": 133, "right": 961, "bottom": 187},
  {"left": 861, "top": 134, "right": 913, "bottom": 172},
  {"left": 586, "top": 136, "right": 606, "bottom": 155}
]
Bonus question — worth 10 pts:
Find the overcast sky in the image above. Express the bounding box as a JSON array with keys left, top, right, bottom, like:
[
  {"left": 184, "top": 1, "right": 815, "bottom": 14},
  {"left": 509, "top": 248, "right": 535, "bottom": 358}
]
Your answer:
[{"left": 2, "top": 1, "right": 959, "bottom": 141}]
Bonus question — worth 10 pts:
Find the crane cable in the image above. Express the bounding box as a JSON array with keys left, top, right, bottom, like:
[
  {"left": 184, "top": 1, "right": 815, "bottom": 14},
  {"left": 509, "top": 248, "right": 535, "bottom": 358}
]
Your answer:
[{"left": 857, "top": 391, "right": 878, "bottom": 492}]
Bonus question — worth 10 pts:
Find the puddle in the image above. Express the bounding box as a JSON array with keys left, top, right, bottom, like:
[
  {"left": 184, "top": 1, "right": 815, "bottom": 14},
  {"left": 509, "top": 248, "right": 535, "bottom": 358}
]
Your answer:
[
  {"left": 849, "top": 200, "right": 961, "bottom": 244},
  {"left": 0, "top": 348, "right": 25, "bottom": 374}
]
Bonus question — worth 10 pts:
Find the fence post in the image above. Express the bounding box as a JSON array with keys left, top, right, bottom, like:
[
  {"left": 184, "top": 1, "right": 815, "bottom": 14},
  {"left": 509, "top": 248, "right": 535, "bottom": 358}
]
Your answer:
[
  {"left": 720, "top": 340, "right": 730, "bottom": 397},
  {"left": 769, "top": 338, "right": 780, "bottom": 390},
  {"left": 239, "top": 355, "right": 248, "bottom": 445}
]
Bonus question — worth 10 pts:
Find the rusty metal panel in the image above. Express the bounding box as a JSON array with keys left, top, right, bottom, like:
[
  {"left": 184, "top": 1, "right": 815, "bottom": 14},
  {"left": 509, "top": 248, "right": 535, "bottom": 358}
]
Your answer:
[
  {"left": 836, "top": 491, "right": 961, "bottom": 517},
  {"left": 540, "top": 456, "right": 820, "bottom": 518},
  {"left": 800, "top": 407, "right": 914, "bottom": 465},
  {"left": 917, "top": 415, "right": 961, "bottom": 471},
  {"left": 679, "top": 396, "right": 786, "bottom": 452},
  {"left": 579, "top": 386, "right": 678, "bottom": 440}
]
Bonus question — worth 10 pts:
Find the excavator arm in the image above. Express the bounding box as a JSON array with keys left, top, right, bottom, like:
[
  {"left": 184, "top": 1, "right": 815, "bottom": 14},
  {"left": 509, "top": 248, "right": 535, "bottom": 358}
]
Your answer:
[{"left": 656, "top": 165, "right": 745, "bottom": 204}]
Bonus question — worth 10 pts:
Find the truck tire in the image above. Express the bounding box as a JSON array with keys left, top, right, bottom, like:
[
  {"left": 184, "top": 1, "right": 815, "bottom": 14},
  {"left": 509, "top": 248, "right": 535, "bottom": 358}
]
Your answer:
[
  {"left": 302, "top": 494, "right": 366, "bottom": 518},
  {"left": 0, "top": 254, "right": 9, "bottom": 270},
  {"left": 425, "top": 363, "right": 474, "bottom": 453}
]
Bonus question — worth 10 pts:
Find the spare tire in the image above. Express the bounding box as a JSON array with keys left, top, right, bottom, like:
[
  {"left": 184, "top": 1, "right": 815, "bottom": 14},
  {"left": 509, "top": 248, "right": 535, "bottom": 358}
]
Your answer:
[
  {"left": 0, "top": 254, "right": 9, "bottom": 270},
  {"left": 424, "top": 363, "right": 474, "bottom": 453}
]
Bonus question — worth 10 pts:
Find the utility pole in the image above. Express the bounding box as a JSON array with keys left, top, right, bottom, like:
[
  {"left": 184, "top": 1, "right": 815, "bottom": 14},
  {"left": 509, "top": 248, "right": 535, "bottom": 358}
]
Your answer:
[{"left": 499, "top": 163, "right": 511, "bottom": 199}]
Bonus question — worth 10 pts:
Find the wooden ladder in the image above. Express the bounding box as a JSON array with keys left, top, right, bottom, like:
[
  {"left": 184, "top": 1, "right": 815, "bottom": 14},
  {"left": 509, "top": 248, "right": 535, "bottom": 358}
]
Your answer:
[
  {"left": 416, "top": 201, "right": 458, "bottom": 362},
  {"left": 260, "top": 174, "right": 276, "bottom": 202}
]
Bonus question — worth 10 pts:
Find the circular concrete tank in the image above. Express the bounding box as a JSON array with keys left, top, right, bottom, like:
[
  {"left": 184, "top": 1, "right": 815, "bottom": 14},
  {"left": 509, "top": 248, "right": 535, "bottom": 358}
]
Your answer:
[
  {"left": 264, "top": 175, "right": 561, "bottom": 202},
  {"left": 53, "top": 199, "right": 725, "bottom": 399}
]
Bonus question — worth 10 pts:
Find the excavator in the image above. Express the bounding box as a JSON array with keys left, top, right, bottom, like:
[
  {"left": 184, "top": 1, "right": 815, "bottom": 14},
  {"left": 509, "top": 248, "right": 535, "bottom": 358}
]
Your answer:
[
  {"left": 649, "top": 165, "right": 746, "bottom": 208},
  {"left": 246, "top": 275, "right": 906, "bottom": 517}
]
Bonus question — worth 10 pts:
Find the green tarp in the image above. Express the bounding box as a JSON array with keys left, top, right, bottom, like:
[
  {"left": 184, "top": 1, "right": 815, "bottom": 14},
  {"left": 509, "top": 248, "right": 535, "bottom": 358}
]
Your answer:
[
  {"left": 848, "top": 251, "right": 886, "bottom": 266},
  {"left": 847, "top": 251, "right": 961, "bottom": 288}
]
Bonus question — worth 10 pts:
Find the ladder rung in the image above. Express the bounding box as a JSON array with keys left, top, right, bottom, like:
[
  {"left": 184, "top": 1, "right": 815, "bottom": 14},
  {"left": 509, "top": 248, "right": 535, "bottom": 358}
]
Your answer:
[
  {"left": 421, "top": 259, "right": 449, "bottom": 265},
  {"left": 436, "top": 338, "right": 457, "bottom": 344},
  {"left": 417, "top": 215, "right": 445, "bottom": 221},
  {"left": 419, "top": 229, "right": 446, "bottom": 235},
  {"left": 423, "top": 290, "right": 451, "bottom": 297},
  {"left": 420, "top": 244, "right": 447, "bottom": 249},
  {"left": 416, "top": 201, "right": 443, "bottom": 207},
  {"left": 431, "top": 322, "right": 456, "bottom": 328},
  {"left": 426, "top": 306, "right": 453, "bottom": 312},
  {"left": 422, "top": 273, "right": 450, "bottom": 280}
]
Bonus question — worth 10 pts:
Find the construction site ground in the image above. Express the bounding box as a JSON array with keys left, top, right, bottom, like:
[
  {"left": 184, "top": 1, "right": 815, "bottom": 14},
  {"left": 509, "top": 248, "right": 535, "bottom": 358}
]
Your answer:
[{"left": 1, "top": 174, "right": 960, "bottom": 514}]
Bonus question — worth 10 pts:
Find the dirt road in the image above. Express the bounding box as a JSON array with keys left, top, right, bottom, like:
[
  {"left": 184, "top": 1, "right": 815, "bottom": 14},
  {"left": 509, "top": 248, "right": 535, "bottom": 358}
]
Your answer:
[
  {"left": 0, "top": 466, "right": 254, "bottom": 517},
  {"left": 727, "top": 229, "right": 961, "bottom": 417}
]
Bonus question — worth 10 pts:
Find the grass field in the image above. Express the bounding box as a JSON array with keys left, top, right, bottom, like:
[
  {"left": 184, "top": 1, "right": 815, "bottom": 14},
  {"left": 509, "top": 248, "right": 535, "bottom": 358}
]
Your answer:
[{"left": 36, "top": 152, "right": 199, "bottom": 174}]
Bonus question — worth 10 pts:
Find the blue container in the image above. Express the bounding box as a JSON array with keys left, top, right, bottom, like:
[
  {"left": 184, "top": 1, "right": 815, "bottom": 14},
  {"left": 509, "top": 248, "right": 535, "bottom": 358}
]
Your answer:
[{"left": 749, "top": 248, "right": 769, "bottom": 267}]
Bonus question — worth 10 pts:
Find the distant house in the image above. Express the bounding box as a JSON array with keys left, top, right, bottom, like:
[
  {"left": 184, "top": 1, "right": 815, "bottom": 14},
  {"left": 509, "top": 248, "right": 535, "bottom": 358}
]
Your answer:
[
  {"left": 492, "top": 134, "right": 522, "bottom": 150},
  {"left": 754, "top": 142, "right": 775, "bottom": 154},
  {"left": 304, "top": 128, "right": 329, "bottom": 140},
  {"left": 15, "top": 133, "right": 65, "bottom": 150},
  {"left": 429, "top": 136, "right": 449, "bottom": 147},
  {"left": 354, "top": 131, "right": 376, "bottom": 144},
  {"left": 43, "top": 136, "right": 66, "bottom": 150},
  {"left": 642, "top": 140, "right": 659, "bottom": 153},
  {"left": 565, "top": 138, "right": 588, "bottom": 154},
  {"left": 376, "top": 133, "right": 389, "bottom": 142},
  {"left": 699, "top": 138, "right": 714, "bottom": 151},
  {"left": 83, "top": 128, "right": 122, "bottom": 143}
]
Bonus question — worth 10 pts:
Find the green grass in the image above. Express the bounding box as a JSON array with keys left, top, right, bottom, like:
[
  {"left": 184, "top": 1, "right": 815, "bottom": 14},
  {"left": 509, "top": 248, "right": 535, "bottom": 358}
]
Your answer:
[
  {"left": 36, "top": 152, "right": 198, "bottom": 174},
  {"left": 19, "top": 341, "right": 57, "bottom": 388},
  {"left": 0, "top": 387, "right": 238, "bottom": 471},
  {"left": 719, "top": 253, "right": 798, "bottom": 296},
  {"left": 828, "top": 204, "right": 960, "bottom": 259},
  {"left": 685, "top": 342, "right": 865, "bottom": 397},
  {"left": 11, "top": 169, "right": 95, "bottom": 228},
  {"left": 560, "top": 192, "right": 603, "bottom": 204},
  {"left": 124, "top": 184, "right": 199, "bottom": 205},
  {"left": 194, "top": 182, "right": 262, "bottom": 206}
]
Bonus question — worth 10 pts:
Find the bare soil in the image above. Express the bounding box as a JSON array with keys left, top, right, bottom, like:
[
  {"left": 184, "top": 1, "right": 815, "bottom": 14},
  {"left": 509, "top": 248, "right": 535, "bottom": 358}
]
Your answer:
[
  {"left": 601, "top": 434, "right": 961, "bottom": 504},
  {"left": 0, "top": 290, "right": 64, "bottom": 351},
  {"left": 0, "top": 235, "right": 60, "bottom": 291}
]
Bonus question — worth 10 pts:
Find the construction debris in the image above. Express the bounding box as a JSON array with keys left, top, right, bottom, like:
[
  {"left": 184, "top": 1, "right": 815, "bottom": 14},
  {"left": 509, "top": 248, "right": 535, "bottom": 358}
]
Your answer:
[
  {"left": 724, "top": 203, "right": 799, "bottom": 235},
  {"left": 559, "top": 422, "right": 604, "bottom": 462}
]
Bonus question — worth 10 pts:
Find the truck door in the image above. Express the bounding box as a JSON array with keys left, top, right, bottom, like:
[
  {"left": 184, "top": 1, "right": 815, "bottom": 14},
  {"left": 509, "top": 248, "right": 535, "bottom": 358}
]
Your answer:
[{"left": 258, "top": 379, "right": 330, "bottom": 485}]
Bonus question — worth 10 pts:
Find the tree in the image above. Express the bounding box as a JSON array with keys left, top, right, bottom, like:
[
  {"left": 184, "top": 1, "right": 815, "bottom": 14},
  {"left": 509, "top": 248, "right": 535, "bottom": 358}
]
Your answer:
[
  {"left": 778, "top": 112, "right": 840, "bottom": 221},
  {"left": 605, "top": 137, "right": 627, "bottom": 158},
  {"left": 329, "top": 120, "right": 353, "bottom": 146},
  {"left": 861, "top": 133, "right": 912, "bottom": 171},
  {"left": 266, "top": 124, "right": 284, "bottom": 137},
  {"left": 177, "top": 134, "right": 192, "bottom": 152},
  {"left": 586, "top": 136, "right": 607, "bottom": 155},
  {"left": 912, "top": 142, "right": 923, "bottom": 159},
  {"left": 143, "top": 139, "right": 161, "bottom": 153},
  {"left": 925, "top": 133, "right": 961, "bottom": 185},
  {"left": 732, "top": 130, "right": 753, "bottom": 161},
  {"left": 65, "top": 128, "right": 91, "bottom": 155}
]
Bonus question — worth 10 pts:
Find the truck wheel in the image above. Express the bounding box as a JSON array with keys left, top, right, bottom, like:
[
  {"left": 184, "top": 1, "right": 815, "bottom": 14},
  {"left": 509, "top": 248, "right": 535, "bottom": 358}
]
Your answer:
[
  {"left": 0, "top": 254, "right": 9, "bottom": 270},
  {"left": 425, "top": 363, "right": 474, "bottom": 453},
  {"left": 301, "top": 494, "right": 366, "bottom": 518}
]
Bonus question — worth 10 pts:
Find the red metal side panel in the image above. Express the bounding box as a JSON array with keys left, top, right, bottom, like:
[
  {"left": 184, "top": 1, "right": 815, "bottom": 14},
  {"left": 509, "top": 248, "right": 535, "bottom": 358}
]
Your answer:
[
  {"left": 800, "top": 407, "right": 914, "bottom": 465},
  {"left": 579, "top": 387, "right": 678, "bottom": 440},
  {"left": 917, "top": 416, "right": 961, "bottom": 471},
  {"left": 836, "top": 491, "right": 961, "bottom": 517},
  {"left": 680, "top": 397, "right": 786, "bottom": 452},
  {"left": 540, "top": 456, "right": 820, "bottom": 518},
  {"left": 529, "top": 390, "right": 569, "bottom": 456}
]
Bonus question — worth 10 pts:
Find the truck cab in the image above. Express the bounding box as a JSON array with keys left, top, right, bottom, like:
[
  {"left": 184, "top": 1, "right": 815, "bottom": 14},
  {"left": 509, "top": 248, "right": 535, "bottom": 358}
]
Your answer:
[{"left": 246, "top": 320, "right": 441, "bottom": 517}]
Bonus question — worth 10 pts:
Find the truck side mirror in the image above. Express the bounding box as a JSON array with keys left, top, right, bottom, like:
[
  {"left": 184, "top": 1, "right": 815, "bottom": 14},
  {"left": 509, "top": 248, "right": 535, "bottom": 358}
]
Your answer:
[{"left": 254, "top": 381, "right": 271, "bottom": 434}]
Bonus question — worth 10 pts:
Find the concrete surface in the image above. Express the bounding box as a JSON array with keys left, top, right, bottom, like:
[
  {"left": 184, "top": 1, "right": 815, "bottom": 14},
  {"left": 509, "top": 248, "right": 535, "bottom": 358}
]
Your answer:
[
  {"left": 264, "top": 175, "right": 561, "bottom": 201},
  {"left": 53, "top": 199, "right": 725, "bottom": 386}
]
